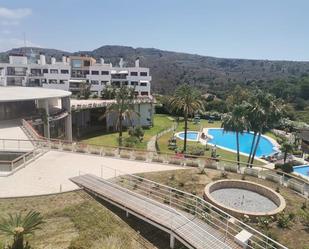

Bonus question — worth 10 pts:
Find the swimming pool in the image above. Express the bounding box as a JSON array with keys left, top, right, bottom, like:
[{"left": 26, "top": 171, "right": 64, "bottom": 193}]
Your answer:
[
  {"left": 293, "top": 165, "right": 309, "bottom": 178},
  {"left": 177, "top": 131, "right": 199, "bottom": 141},
  {"left": 207, "top": 128, "right": 277, "bottom": 157}
]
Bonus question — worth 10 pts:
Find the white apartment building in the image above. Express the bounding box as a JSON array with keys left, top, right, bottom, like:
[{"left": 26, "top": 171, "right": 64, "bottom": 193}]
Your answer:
[{"left": 0, "top": 53, "right": 152, "bottom": 97}]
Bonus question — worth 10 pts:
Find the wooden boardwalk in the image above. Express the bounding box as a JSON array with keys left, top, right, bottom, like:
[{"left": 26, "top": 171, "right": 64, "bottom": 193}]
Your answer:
[{"left": 71, "top": 174, "right": 241, "bottom": 249}]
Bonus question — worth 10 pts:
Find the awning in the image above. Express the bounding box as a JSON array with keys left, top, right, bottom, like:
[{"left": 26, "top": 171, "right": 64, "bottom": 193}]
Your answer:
[
  {"left": 118, "top": 70, "right": 128, "bottom": 74},
  {"left": 140, "top": 80, "right": 149, "bottom": 83}
]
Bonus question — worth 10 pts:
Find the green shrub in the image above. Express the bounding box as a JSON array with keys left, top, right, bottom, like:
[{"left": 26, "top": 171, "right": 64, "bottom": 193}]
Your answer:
[
  {"left": 123, "top": 136, "right": 139, "bottom": 147},
  {"left": 187, "top": 145, "right": 205, "bottom": 156},
  {"left": 274, "top": 162, "right": 294, "bottom": 173},
  {"left": 277, "top": 212, "right": 293, "bottom": 228},
  {"left": 128, "top": 126, "right": 144, "bottom": 141},
  {"left": 293, "top": 150, "right": 303, "bottom": 156},
  {"left": 257, "top": 217, "right": 271, "bottom": 230}
]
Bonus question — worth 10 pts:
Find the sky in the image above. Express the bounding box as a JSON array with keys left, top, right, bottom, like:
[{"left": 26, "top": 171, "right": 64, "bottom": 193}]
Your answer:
[{"left": 0, "top": 0, "right": 308, "bottom": 61}]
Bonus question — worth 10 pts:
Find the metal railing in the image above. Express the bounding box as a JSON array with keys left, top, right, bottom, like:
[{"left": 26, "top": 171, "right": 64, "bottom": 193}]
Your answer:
[
  {"left": 20, "top": 118, "right": 309, "bottom": 198},
  {"left": 0, "top": 148, "right": 43, "bottom": 175},
  {"left": 77, "top": 173, "right": 234, "bottom": 249},
  {"left": 82, "top": 165, "right": 288, "bottom": 249}
]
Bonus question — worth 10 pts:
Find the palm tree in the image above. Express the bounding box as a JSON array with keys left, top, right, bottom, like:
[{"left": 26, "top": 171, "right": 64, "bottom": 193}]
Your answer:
[
  {"left": 281, "top": 142, "right": 294, "bottom": 163},
  {"left": 222, "top": 104, "right": 247, "bottom": 168},
  {"left": 0, "top": 211, "right": 44, "bottom": 249},
  {"left": 169, "top": 84, "right": 203, "bottom": 153},
  {"left": 246, "top": 90, "right": 282, "bottom": 166},
  {"left": 100, "top": 86, "right": 139, "bottom": 146}
]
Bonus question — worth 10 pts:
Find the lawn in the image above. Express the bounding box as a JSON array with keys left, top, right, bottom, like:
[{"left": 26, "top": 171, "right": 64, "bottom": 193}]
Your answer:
[
  {"left": 81, "top": 114, "right": 175, "bottom": 149},
  {"left": 0, "top": 191, "right": 183, "bottom": 249},
  {"left": 157, "top": 119, "right": 263, "bottom": 165},
  {"left": 138, "top": 168, "right": 309, "bottom": 249}
]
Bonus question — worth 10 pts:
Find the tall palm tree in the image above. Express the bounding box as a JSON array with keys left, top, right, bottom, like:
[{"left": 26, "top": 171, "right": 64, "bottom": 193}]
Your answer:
[
  {"left": 100, "top": 85, "right": 139, "bottom": 146},
  {"left": 169, "top": 84, "right": 203, "bottom": 153},
  {"left": 246, "top": 90, "right": 282, "bottom": 166},
  {"left": 281, "top": 142, "right": 294, "bottom": 163},
  {"left": 222, "top": 104, "right": 247, "bottom": 168},
  {"left": 0, "top": 211, "right": 44, "bottom": 249}
]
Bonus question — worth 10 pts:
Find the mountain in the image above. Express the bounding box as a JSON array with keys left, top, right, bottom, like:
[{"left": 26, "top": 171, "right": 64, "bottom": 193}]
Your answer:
[{"left": 2, "top": 45, "right": 309, "bottom": 95}]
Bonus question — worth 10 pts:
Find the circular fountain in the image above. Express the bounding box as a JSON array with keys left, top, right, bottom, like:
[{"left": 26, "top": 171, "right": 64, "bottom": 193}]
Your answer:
[{"left": 204, "top": 180, "right": 286, "bottom": 218}]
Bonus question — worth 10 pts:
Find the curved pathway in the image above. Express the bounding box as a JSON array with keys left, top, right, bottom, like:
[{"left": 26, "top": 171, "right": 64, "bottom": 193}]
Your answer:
[{"left": 0, "top": 150, "right": 181, "bottom": 198}]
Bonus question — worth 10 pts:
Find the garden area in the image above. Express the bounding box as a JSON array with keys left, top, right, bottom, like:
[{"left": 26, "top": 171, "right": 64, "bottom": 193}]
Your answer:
[
  {"left": 0, "top": 191, "right": 185, "bottom": 249},
  {"left": 138, "top": 168, "right": 309, "bottom": 249},
  {"left": 80, "top": 114, "right": 174, "bottom": 149},
  {"left": 156, "top": 118, "right": 264, "bottom": 165}
]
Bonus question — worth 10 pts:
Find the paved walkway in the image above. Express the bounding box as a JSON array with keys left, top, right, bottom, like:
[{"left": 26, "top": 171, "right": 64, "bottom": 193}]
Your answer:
[
  {"left": 0, "top": 119, "right": 33, "bottom": 151},
  {"left": 0, "top": 150, "right": 182, "bottom": 198}
]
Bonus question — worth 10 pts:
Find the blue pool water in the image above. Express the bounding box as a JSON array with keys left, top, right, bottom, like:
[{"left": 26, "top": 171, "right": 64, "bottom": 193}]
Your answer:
[
  {"left": 207, "top": 128, "right": 277, "bottom": 157},
  {"left": 293, "top": 165, "right": 309, "bottom": 178},
  {"left": 178, "top": 131, "right": 199, "bottom": 141}
]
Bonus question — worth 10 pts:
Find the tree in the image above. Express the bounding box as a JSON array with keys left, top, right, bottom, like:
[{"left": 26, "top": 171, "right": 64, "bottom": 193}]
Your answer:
[
  {"left": 101, "top": 86, "right": 117, "bottom": 100},
  {"left": 222, "top": 104, "right": 247, "bottom": 168},
  {"left": 245, "top": 90, "right": 282, "bottom": 166},
  {"left": 169, "top": 84, "right": 203, "bottom": 152},
  {"left": 100, "top": 86, "right": 138, "bottom": 146},
  {"left": 0, "top": 211, "right": 44, "bottom": 249},
  {"left": 79, "top": 82, "right": 92, "bottom": 99},
  {"left": 281, "top": 142, "right": 294, "bottom": 163}
]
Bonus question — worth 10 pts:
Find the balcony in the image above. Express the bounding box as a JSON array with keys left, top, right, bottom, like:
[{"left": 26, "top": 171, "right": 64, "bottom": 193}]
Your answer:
[{"left": 7, "top": 72, "right": 27, "bottom": 76}]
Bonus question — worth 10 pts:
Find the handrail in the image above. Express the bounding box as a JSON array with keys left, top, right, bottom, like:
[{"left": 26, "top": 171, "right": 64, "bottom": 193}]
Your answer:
[
  {"left": 19, "top": 119, "right": 309, "bottom": 186},
  {"left": 77, "top": 173, "right": 233, "bottom": 249},
  {"left": 100, "top": 165, "right": 287, "bottom": 249}
]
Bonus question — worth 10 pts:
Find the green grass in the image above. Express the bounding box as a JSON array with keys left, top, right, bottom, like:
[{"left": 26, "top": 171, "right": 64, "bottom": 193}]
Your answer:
[
  {"left": 0, "top": 191, "right": 158, "bottom": 249},
  {"left": 157, "top": 119, "right": 263, "bottom": 165},
  {"left": 81, "top": 114, "right": 175, "bottom": 149}
]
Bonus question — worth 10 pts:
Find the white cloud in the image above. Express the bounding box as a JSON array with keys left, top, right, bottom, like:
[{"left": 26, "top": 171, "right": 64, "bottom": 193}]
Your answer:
[
  {"left": 0, "top": 38, "right": 41, "bottom": 52},
  {"left": 0, "top": 7, "right": 32, "bottom": 26}
]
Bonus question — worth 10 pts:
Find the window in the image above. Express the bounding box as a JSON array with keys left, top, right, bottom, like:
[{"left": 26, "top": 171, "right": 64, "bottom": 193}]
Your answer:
[
  {"left": 41, "top": 79, "right": 47, "bottom": 83},
  {"left": 91, "top": 70, "right": 99, "bottom": 75},
  {"left": 72, "top": 59, "right": 82, "bottom": 68},
  {"left": 91, "top": 80, "right": 99, "bottom": 85},
  {"left": 59, "top": 80, "right": 66, "bottom": 84},
  {"left": 101, "top": 71, "right": 109, "bottom": 75},
  {"left": 50, "top": 69, "right": 58, "bottom": 74},
  {"left": 48, "top": 79, "right": 57, "bottom": 84},
  {"left": 140, "top": 72, "right": 147, "bottom": 76},
  {"left": 61, "top": 69, "right": 69, "bottom": 74},
  {"left": 84, "top": 61, "right": 90, "bottom": 67},
  {"left": 140, "top": 82, "right": 147, "bottom": 86},
  {"left": 141, "top": 91, "right": 149, "bottom": 96},
  {"left": 131, "top": 81, "right": 138, "bottom": 86},
  {"left": 130, "top": 71, "right": 138, "bottom": 76},
  {"left": 101, "top": 81, "right": 108, "bottom": 85},
  {"left": 134, "top": 91, "right": 139, "bottom": 96},
  {"left": 123, "top": 81, "right": 129, "bottom": 86},
  {"left": 43, "top": 69, "right": 48, "bottom": 74}
]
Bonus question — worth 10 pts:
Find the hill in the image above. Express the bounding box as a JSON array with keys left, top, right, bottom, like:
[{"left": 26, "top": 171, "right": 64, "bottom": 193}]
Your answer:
[{"left": 1, "top": 45, "right": 309, "bottom": 94}]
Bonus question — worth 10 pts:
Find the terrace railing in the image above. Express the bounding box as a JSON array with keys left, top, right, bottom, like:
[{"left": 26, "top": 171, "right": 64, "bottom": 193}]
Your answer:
[
  {"left": 89, "top": 165, "right": 289, "bottom": 249},
  {"left": 20, "top": 119, "right": 309, "bottom": 198},
  {"left": 0, "top": 146, "right": 43, "bottom": 176}
]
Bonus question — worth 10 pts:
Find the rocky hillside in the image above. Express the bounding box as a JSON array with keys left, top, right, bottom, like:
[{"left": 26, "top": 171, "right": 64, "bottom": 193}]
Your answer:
[{"left": 2, "top": 46, "right": 309, "bottom": 94}]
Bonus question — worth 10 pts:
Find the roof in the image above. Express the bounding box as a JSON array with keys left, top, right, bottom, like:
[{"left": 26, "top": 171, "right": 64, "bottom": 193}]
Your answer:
[{"left": 0, "top": 87, "right": 71, "bottom": 102}]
